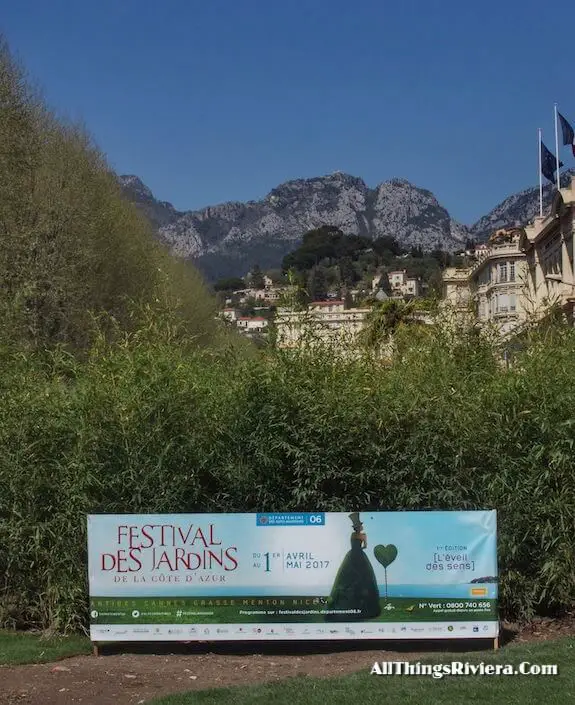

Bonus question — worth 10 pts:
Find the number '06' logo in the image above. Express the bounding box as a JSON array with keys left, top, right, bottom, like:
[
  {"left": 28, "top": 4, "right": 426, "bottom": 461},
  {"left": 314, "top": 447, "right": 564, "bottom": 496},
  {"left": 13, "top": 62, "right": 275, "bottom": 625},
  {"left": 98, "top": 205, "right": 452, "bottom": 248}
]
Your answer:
[{"left": 309, "top": 515, "right": 322, "bottom": 524}]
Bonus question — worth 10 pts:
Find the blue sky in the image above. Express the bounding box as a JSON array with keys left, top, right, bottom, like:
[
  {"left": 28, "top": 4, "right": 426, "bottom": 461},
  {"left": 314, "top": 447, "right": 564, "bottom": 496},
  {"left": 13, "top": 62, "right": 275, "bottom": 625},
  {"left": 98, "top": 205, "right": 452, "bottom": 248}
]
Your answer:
[{"left": 2, "top": 0, "right": 574, "bottom": 223}]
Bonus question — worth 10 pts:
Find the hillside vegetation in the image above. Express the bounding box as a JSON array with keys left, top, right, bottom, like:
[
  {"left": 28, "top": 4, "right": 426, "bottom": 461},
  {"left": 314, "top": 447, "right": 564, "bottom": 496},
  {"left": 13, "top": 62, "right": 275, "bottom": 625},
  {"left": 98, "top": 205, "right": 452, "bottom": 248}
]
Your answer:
[
  {"left": 0, "top": 37, "right": 224, "bottom": 351},
  {"left": 213, "top": 225, "right": 471, "bottom": 303}
]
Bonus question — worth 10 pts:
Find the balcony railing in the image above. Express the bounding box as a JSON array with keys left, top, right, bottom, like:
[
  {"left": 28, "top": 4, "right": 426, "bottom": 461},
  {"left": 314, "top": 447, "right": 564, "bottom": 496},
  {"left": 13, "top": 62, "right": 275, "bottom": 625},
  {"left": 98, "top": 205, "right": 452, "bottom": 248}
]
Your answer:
[{"left": 493, "top": 309, "right": 519, "bottom": 319}]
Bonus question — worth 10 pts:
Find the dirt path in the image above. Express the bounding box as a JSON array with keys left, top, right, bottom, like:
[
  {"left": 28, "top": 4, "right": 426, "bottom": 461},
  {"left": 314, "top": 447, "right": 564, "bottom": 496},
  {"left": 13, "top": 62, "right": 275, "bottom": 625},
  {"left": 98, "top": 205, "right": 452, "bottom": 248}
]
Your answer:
[
  {"left": 1, "top": 619, "right": 573, "bottom": 705},
  {"left": 0, "top": 646, "right": 410, "bottom": 705}
]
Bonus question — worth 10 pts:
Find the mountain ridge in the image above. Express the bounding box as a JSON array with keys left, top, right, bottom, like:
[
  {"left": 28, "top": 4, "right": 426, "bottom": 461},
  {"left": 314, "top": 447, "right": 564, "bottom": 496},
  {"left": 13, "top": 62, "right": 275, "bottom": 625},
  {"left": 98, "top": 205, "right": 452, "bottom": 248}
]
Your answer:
[
  {"left": 119, "top": 169, "right": 575, "bottom": 281},
  {"left": 468, "top": 169, "right": 574, "bottom": 241}
]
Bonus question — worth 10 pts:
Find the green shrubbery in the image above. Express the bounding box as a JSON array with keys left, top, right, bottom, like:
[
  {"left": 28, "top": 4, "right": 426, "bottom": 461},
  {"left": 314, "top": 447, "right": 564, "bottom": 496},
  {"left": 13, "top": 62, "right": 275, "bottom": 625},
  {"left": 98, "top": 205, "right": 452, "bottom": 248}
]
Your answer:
[
  {"left": 0, "top": 37, "right": 222, "bottom": 351},
  {"left": 1, "top": 323, "right": 574, "bottom": 631}
]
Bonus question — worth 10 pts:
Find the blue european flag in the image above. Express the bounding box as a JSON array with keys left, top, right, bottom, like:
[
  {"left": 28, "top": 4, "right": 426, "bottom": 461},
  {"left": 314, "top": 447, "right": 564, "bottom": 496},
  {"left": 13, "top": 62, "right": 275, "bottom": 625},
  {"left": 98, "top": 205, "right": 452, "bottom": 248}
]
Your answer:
[{"left": 541, "top": 141, "right": 563, "bottom": 183}]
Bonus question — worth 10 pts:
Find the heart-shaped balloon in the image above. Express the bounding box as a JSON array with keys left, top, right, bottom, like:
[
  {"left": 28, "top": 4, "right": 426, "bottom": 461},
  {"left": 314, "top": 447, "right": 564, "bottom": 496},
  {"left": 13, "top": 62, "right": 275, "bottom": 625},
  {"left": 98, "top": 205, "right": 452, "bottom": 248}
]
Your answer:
[{"left": 374, "top": 544, "right": 398, "bottom": 568}]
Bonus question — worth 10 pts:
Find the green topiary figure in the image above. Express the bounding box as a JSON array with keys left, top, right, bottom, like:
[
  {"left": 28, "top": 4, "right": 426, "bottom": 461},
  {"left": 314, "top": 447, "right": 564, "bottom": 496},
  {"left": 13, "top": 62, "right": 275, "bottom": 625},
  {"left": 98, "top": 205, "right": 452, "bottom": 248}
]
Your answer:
[
  {"left": 373, "top": 543, "right": 398, "bottom": 600},
  {"left": 325, "top": 512, "right": 381, "bottom": 622}
]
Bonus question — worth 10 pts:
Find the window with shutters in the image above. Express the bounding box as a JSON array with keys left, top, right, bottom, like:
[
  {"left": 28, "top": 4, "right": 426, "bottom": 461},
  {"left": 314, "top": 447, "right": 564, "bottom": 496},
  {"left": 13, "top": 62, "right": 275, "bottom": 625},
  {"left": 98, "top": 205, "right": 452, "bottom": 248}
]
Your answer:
[{"left": 498, "top": 294, "right": 509, "bottom": 313}]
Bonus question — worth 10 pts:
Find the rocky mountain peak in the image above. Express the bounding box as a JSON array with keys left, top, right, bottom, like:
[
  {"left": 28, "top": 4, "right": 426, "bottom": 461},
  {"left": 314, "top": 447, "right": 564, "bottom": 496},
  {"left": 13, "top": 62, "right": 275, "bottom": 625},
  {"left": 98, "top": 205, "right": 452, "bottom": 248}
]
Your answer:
[
  {"left": 118, "top": 175, "right": 155, "bottom": 200},
  {"left": 469, "top": 169, "right": 575, "bottom": 241},
  {"left": 118, "top": 174, "right": 179, "bottom": 229},
  {"left": 119, "top": 169, "right": 575, "bottom": 281}
]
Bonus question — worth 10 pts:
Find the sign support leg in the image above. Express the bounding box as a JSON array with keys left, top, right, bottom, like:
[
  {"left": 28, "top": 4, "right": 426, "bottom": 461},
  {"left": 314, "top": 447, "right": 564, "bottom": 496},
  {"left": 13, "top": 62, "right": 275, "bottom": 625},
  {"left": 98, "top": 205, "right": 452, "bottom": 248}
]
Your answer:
[
  {"left": 493, "top": 637, "right": 499, "bottom": 650},
  {"left": 93, "top": 642, "right": 100, "bottom": 657}
]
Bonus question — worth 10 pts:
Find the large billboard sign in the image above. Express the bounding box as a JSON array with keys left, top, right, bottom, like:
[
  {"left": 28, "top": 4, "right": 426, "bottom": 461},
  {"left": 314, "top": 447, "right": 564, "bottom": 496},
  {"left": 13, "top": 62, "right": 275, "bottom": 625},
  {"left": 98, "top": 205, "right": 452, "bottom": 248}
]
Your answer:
[{"left": 87, "top": 511, "right": 498, "bottom": 641}]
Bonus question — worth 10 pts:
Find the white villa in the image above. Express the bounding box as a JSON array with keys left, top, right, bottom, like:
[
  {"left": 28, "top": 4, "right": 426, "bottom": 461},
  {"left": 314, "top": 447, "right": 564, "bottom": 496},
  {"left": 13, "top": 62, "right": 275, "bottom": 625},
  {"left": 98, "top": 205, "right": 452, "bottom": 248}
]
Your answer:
[{"left": 442, "top": 175, "right": 575, "bottom": 334}]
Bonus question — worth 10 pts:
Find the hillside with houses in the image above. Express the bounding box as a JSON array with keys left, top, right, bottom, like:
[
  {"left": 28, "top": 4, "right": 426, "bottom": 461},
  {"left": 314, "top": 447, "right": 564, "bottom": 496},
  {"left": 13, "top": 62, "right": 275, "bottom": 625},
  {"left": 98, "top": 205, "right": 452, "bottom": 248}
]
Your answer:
[
  {"left": 213, "top": 224, "right": 470, "bottom": 344},
  {"left": 218, "top": 268, "right": 435, "bottom": 346},
  {"left": 216, "top": 178, "right": 575, "bottom": 348}
]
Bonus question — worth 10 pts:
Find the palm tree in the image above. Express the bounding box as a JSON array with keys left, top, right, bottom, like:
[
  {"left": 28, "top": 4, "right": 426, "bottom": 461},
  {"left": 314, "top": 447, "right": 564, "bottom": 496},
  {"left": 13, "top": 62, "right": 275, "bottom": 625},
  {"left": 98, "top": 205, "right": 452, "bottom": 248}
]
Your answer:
[{"left": 361, "top": 300, "right": 419, "bottom": 350}]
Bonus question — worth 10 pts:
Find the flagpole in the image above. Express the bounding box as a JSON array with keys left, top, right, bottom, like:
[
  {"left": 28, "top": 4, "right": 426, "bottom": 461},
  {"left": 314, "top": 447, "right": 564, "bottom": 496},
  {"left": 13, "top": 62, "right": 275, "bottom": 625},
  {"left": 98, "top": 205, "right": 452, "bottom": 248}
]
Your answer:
[
  {"left": 538, "top": 128, "right": 543, "bottom": 217},
  {"left": 554, "top": 103, "right": 561, "bottom": 190}
]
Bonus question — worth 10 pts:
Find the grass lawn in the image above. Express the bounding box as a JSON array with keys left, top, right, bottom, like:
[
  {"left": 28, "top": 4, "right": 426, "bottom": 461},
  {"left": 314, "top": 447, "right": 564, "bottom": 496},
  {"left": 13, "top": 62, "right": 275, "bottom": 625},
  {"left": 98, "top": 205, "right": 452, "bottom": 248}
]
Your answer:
[
  {"left": 0, "top": 629, "right": 91, "bottom": 665},
  {"left": 150, "top": 638, "right": 575, "bottom": 705}
]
